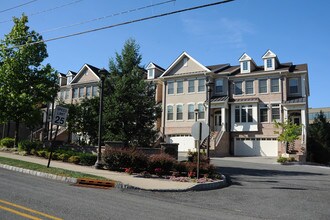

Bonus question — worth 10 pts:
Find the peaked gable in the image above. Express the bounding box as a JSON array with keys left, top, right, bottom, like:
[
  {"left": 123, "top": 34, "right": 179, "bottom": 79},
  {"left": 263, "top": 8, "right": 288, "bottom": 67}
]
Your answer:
[
  {"left": 160, "top": 52, "right": 209, "bottom": 77},
  {"left": 71, "top": 64, "right": 100, "bottom": 84}
]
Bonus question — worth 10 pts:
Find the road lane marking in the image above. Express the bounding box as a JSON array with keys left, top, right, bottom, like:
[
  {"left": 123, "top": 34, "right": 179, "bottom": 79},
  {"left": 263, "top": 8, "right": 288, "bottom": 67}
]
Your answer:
[
  {"left": 0, "top": 199, "right": 63, "bottom": 220},
  {"left": 0, "top": 205, "right": 42, "bottom": 220}
]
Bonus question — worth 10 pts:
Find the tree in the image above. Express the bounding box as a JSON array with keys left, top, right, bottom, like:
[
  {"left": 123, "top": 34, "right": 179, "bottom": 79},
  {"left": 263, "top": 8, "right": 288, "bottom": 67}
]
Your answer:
[
  {"left": 60, "top": 97, "right": 99, "bottom": 145},
  {"left": 274, "top": 120, "right": 301, "bottom": 153},
  {"left": 0, "top": 15, "right": 58, "bottom": 147},
  {"left": 103, "top": 39, "right": 161, "bottom": 148},
  {"left": 308, "top": 111, "right": 330, "bottom": 163}
]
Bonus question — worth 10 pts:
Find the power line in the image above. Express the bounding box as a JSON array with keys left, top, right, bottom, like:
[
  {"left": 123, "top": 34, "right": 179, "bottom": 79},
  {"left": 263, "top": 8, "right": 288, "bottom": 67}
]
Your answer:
[
  {"left": 0, "top": 0, "right": 83, "bottom": 24},
  {"left": 10, "top": 0, "right": 234, "bottom": 48},
  {"left": 0, "top": 0, "right": 38, "bottom": 14},
  {"left": 39, "top": 0, "right": 175, "bottom": 34}
]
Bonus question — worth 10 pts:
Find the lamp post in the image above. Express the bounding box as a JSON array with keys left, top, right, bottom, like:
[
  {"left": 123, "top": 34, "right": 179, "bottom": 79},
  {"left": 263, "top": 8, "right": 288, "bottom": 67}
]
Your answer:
[
  {"left": 206, "top": 79, "right": 214, "bottom": 162},
  {"left": 194, "top": 109, "right": 199, "bottom": 122},
  {"left": 95, "top": 68, "right": 108, "bottom": 169}
]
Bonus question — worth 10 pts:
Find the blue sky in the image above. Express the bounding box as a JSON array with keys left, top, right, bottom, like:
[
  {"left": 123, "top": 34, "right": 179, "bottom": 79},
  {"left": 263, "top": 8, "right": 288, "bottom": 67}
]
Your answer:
[{"left": 0, "top": 0, "right": 329, "bottom": 108}]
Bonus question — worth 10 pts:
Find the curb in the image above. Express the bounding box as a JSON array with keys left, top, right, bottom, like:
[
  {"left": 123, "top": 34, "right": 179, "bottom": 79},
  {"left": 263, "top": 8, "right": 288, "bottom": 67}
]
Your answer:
[{"left": 0, "top": 163, "right": 228, "bottom": 191}]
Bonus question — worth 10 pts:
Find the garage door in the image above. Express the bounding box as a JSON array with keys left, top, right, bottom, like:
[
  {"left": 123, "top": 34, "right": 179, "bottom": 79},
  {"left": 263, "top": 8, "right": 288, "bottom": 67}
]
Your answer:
[
  {"left": 168, "top": 135, "right": 195, "bottom": 152},
  {"left": 235, "top": 138, "right": 278, "bottom": 156}
]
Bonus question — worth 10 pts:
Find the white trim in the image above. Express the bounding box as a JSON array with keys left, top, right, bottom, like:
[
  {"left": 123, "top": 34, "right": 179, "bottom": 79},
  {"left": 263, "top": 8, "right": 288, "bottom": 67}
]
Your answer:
[
  {"left": 71, "top": 64, "right": 100, "bottom": 84},
  {"left": 160, "top": 52, "right": 210, "bottom": 78}
]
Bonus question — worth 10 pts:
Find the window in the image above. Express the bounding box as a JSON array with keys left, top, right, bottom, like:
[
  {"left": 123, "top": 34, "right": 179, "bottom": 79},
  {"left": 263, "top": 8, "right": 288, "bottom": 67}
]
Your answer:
[
  {"left": 259, "top": 79, "right": 268, "bottom": 93},
  {"left": 245, "top": 80, "right": 254, "bottom": 94},
  {"left": 176, "top": 105, "right": 183, "bottom": 120},
  {"left": 188, "top": 79, "right": 195, "bottom": 93},
  {"left": 198, "top": 103, "right": 205, "bottom": 119},
  {"left": 271, "top": 78, "right": 279, "bottom": 93},
  {"left": 177, "top": 81, "right": 183, "bottom": 94},
  {"left": 168, "top": 81, "right": 174, "bottom": 95},
  {"left": 215, "top": 79, "right": 223, "bottom": 93},
  {"left": 60, "top": 91, "right": 65, "bottom": 100},
  {"left": 198, "top": 79, "right": 205, "bottom": 92},
  {"left": 242, "top": 61, "right": 248, "bottom": 71},
  {"left": 235, "top": 106, "right": 240, "bottom": 123},
  {"left": 92, "top": 86, "right": 98, "bottom": 97},
  {"left": 236, "top": 105, "right": 253, "bottom": 123},
  {"left": 79, "top": 87, "right": 84, "bottom": 97},
  {"left": 271, "top": 104, "right": 280, "bottom": 121},
  {"left": 235, "top": 81, "right": 243, "bottom": 95},
  {"left": 260, "top": 104, "right": 268, "bottom": 122},
  {"left": 266, "top": 58, "right": 272, "bottom": 68},
  {"left": 148, "top": 69, "right": 154, "bottom": 79},
  {"left": 73, "top": 88, "right": 78, "bottom": 98},
  {"left": 167, "top": 106, "right": 173, "bottom": 120},
  {"left": 67, "top": 76, "right": 72, "bottom": 85},
  {"left": 188, "top": 104, "right": 194, "bottom": 120},
  {"left": 289, "top": 78, "right": 299, "bottom": 94},
  {"left": 86, "top": 86, "right": 91, "bottom": 97}
]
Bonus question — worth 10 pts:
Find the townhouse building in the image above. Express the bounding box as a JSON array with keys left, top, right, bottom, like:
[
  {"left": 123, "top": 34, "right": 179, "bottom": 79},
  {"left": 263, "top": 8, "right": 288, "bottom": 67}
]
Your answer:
[{"left": 152, "top": 50, "right": 309, "bottom": 160}]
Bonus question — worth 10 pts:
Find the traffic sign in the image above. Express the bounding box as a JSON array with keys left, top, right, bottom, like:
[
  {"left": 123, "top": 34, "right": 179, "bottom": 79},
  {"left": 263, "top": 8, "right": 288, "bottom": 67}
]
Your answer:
[
  {"left": 53, "top": 106, "right": 69, "bottom": 126},
  {"left": 191, "top": 121, "right": 209, "bottom": 141}
]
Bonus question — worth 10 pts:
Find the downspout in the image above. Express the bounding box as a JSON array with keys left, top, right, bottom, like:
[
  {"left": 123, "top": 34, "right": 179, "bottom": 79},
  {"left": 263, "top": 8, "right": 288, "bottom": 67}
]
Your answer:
[{"left": 162, "top": 81, "right": 167, "bottom": 142}]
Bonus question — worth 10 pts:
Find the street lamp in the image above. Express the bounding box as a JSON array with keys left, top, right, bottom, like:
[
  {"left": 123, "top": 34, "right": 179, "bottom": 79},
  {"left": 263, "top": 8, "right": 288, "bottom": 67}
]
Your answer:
[
  {"left": 194, "top": 109, "right": 199, "bottom": 122},
  {"left": 206, "top": 79, "right": 214, "bottom": 162},
  {"left": 95, "top": 68, "right": 108, "bottom": 169}
]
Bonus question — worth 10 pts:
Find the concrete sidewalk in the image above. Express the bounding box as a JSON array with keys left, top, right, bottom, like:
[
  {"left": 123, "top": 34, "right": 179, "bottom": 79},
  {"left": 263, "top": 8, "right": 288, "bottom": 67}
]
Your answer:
[{"left": 0, "top": 152, "right": 226, "bottom": 191}]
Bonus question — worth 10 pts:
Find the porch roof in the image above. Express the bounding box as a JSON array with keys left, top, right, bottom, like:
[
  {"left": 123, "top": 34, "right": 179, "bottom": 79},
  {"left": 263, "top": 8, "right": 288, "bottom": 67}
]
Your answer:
[
  {"left": 283, "top": 97, "right": 306, "bottom": 105},
  {"left": 229, "top": 98, "right": 259, "bottom": 103},
  {"left": 208, "top": 96, "right": 229, "bottom": 103}
]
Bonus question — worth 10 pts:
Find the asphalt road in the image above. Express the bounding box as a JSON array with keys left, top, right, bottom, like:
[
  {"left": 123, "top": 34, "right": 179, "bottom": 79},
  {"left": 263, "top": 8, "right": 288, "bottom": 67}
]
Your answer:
[{"left": 1, "top": 159, "right": 330, "bottom": 220}]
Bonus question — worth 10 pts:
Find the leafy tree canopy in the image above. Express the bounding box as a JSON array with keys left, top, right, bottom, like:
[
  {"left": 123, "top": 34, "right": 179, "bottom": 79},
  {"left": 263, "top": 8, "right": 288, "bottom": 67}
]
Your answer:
[{"left": 103, "top": 38, "right": 161, "bottom": 147}]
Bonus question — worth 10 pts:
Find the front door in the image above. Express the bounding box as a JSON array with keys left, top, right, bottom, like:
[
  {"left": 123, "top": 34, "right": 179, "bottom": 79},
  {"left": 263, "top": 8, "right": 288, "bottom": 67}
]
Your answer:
[{"left": 214, "top": 111, "right": 222, "bottom": 131}]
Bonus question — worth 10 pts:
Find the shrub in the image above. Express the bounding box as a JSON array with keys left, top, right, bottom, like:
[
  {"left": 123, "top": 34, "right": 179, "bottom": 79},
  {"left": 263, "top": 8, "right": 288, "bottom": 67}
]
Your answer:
[
  {"left": 103, "top": 148, "right": 133, "bottom": 171},
  {"left": 79, "top": 153, "right": 97, "bottom": 166},
  {"left": 37, "top": 150, "right": 47, "bottom": 158},
  {"left": 68, "top": 156, "right": 80, "bottom": 164},
  {"left": 18, "top": 140, "right": 42, "bottom": 154},
  {"left": 59, "top": 153, "right": 70, "bottom": 162},
  {"left": 130, "top": 151, "right": 148, "bottom": 172},
  {"left": 148, "top": 153, "right": 177, "bottom": 175},
  {"left": 277, "top": 157, "right": 288, "bottom": 163},
  {"left": 187, "top": 150, "right": 208, "bottom": 163},
  {"left": 0, "top": 138, "right": 15, "bottom": 148}
]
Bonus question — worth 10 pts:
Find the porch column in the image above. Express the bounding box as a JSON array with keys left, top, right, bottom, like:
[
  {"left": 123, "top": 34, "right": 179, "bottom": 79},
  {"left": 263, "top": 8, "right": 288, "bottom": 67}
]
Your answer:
[
  {"left": 301, "top": 109, "right": 306, "bottom": 144},
  {"left": 221, "top": 107, "right": 226, "bottom": 131},
  {"left": 283, "top": 107, "right": 288, "bottom": 121}
]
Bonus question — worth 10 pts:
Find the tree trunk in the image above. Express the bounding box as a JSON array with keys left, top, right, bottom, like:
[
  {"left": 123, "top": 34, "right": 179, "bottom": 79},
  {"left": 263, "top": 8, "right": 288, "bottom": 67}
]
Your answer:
[
  {"left": 14, "top": 120, "right": 19, "bottom": 148},
  {"left": 6, "top": 121, "right": 10, "bottom": 137}
]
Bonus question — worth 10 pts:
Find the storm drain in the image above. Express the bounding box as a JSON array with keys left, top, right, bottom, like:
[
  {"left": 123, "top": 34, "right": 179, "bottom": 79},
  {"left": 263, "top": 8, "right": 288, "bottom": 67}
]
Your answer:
[{"left": 74, "top": 178, "right": 116, "bottom": 189}]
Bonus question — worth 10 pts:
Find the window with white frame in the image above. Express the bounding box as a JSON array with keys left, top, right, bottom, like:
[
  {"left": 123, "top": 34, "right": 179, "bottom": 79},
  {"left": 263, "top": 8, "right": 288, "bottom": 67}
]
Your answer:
[
  {"left": 188, "top": 104, "right": 194, "bottom": 120},
  {"left": 60, "top": 91, "right": 65, "bottom": 100},
  {"left": 198, "top": 79, "right": 205, "bottom": 92},
  {"left": 242, "top": 61, "right": 248, "bottom": 71},
  {"left": 198, "top": 103, "right": 205, "bottom": 119},
  {"left": 266, "top": 58, "right": 273, "bottom": 68},
  {"left": 235, "top": 105, "right": 253, "bottom": 123},
  {"left": 183, "top": 57, "right": 188, "bottom": 67},
  {"left": 176, "top": 105, "right": 183, "bottom": 120},
  {"left": 73, "top": 88, "right": 78, "bottom": 98},
  {"left": 177, "top": 81, "right": 183, "bottom": 94},
  {"left": 148, "top": 69, "right": 154, "bottom": 79},
  {"left": 289, "top": 78, "right": 299, "bottom": 94},
  {"left": 92, "top": 86, "right": 98, "bottom": 97},
  {"left": 245, "top": 80, "right": 254, "bottom": 94},
  {"left": 215, "top": 79, "right": 223, "bottom": 93},
  {"left": 65, "top": 90, "right": 69, "bottom": 99},
  {"left": 271, "top": 104, "right": 280, "bottom": 121},
  {"left": 235, "top": 81, "right": 243, "bottom": 95},
  {"left": 259, "top": 79, "right": 268, "bottom": 93},
  {"left": 79, "top": 87, "right": 84, "bottom": 97},
  {"left": 259, "top": 104, "right": 268, "bottom": 122},
  {"left": 271, "top": 78, "right": 279, "bottom": 93},
  {"left": 188, "top": 79, "right": 195, "bottom": 93},
  {"left": 167, "top": 105, "right": 173, "bottom": 120},
  {"left": 86, "top": 86, "right": 91, "bottom": 97},
  {"left": 168, "top": 81, "right": 174, "bottom": 95}
]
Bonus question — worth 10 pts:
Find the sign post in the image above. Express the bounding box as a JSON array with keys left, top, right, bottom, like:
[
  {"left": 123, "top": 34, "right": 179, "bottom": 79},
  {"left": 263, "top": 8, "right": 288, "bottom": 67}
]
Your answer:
[
  {"left": 47, "top": 106, "right": 68, "bottom": 168},
  {"left": 191, "top": 121, "right": 209, "bottom": 179}
]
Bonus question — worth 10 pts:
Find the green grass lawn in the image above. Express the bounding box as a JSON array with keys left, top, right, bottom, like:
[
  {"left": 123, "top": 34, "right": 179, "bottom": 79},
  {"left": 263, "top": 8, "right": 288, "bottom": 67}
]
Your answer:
[{"left": 0, "top": 156, "right": 108, "bottom": 180}]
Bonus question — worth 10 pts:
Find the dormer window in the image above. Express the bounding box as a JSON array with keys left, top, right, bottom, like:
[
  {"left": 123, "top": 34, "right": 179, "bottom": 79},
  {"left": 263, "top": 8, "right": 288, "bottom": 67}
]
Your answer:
[
  {"left": 148, "top": 69, "right": 154, "bottom": 79},
  {"left": 67, "top": 76, "right": 72, "bottom": 85},
  {"left": 242, "top": 61, "right": 248, "bottom": 71},
  {"left": 266, "top": 58, "right": 273, "bottom": 68}
]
